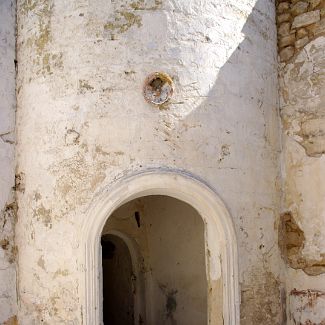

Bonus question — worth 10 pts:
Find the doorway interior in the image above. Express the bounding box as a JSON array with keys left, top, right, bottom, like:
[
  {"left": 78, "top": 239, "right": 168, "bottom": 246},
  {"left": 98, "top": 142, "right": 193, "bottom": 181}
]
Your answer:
[
  {"left": 101, "top": 195, "right": 208, "bottom": 325},
  {"left": 83, "top": 170, "right": 239, "bottom": 325}
]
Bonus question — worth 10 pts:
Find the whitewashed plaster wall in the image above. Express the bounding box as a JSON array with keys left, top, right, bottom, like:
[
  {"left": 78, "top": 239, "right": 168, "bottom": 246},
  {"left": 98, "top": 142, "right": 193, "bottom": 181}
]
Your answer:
[
  {"left": 279, "top": 35, "right": 325, "bottom": 325},
  {"left": 0, "top": 0, "right": 17, "bottom": 323},
  {"left": 15, "top": 0, "right": 281, "bottom": 324}
]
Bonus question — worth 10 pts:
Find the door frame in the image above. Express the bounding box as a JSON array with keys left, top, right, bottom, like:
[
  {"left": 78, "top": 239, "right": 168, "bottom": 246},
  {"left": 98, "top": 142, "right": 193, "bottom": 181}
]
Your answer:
[{"left": 80, "top": 168, "right": 240, "bottom": 324}]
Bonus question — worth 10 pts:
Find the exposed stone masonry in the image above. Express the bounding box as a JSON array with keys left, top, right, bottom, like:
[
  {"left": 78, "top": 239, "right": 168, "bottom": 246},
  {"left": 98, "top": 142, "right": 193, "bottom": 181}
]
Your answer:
[
  {"left": 277, "top": 0, "right": 325, "bottom": 323},
  {"left": 279, "top": 212, "right": 325, "bottom": 276},
  {"left": 276, "top": 0, "right": 324, "bottom": 62}
]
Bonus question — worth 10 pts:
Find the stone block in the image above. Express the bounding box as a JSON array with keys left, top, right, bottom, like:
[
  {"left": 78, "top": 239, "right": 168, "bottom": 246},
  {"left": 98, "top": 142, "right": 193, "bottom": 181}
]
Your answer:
[
  {"left": 280, "top": 46, "right": 295, "bottom": 61},
  {"left": 295, "top": 35, "right": 309, "bottom": 47},
  {"left": 291, "top": 1, "right": 309, "bottom": 16},
  {"left": 278, "top": 22, "right": 291, "bottom": 36},
  {"left": 277, "top": 13, "right": 291, "bottom": 24},
  {"left": 296, "top": 27, "right": 308, "bottom": 38},
  {"left": 292, "top": 10, "right": 321, "bottom": 28},
  {"left": 279, "top": 34, "right": 296, "bottom": 47},
  {"left": 278, "top": 2, "right": 290, "bottom": 13},
  {"left": 278, "top": 13, "right": 292, "bottom": 23},
  {"left": 309, "top": 0, "right": 321, "bottom": 9},
  {"left": 313, "top": 17, "right": 325, "bottom": 35},
  {"left": 321, "top": 7, "right": 325, "bottom": 17}
]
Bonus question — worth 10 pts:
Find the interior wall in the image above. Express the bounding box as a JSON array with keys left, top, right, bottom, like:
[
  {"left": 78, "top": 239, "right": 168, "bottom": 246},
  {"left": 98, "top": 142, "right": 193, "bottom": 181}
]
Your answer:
[
  {"left": 102, "top": 195, "right": 207, "bottom": 325},
  {"left": 145, "top": 196, "right": 207, "bottom": 325},
  {"left": 101, "top": 234, "right": 134, "bottom": 325}
]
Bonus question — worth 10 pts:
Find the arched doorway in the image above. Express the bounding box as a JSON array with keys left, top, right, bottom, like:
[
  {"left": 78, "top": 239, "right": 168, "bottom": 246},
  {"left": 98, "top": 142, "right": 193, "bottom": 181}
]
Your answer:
[
  {"left": 101, "top": 195, "right": 208, "bottom": 324},
  {"left": 81, "top": 170, "right": 239, "bottom": 325}
]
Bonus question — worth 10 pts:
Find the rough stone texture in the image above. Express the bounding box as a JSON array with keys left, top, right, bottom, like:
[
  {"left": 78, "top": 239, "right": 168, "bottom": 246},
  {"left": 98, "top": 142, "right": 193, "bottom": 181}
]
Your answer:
[
  {"left": 279, "top": 29, "right": 325, "bottom": 324},
  {"left": 295, "top": 35, "right": 310, "bottom": 47},
  {"left": 276, "top": 0, "right": 325, "bottom": 64},
  {"left": 278, "top": 2, "right": 290, "bottom": 13},
  {"left": 277, "top": 2, "right": 325, "bottom": 323},
  {"left": 280, "top": 45, "right": 295, "bottom": 61},
  {"left": 279, "top": 34, "right": 297, "bottom": 47},
  {"left": 292, "top": 10, "right": 320, "bottom": 28},
  {"left": 279, "top": 21, "right": 292, "bottom": 36},
  {"left": 0, "top": 0, "right": 17, "bottom": 323},
  {"left": 278, "top": 12, "right": 292, "bottom": 23},
  {"left": 15, "top": 0, "right": 281, "bottom": 324},
  {"left": 280, "top": 36, "right": 325, "bottom": 156},
  {"left": 310, "top": 0, "right": 322, "bottom": 8},
  {"left": 296, "top": 27, "right": 308, "bottom": 38},
  {"left": 279, "top": 212, "right": 325, "bottom": 275},
  {"left": 291, "top": 1, "right": 309, "bottom": 16},
  {"left": 314, "top": 16, "right": 325, "bottom": 35}
]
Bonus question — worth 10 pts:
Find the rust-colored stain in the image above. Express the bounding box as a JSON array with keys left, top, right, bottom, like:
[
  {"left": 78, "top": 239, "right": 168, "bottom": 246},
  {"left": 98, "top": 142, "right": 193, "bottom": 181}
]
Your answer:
[
  {"left": 278, "top": 212, "right": 325, "bottom": 275},
  {"left": 290, "top": 289, "right": 325, "bottom": 307},
  {"left": 0, "top": 238, "right": 10, "bottom": 250},
  {"left": 2, "top": 315, "right": 18, "bottom": 325},
  {"left": 290, "top": 289, "right": 325, "bottom": 325}
]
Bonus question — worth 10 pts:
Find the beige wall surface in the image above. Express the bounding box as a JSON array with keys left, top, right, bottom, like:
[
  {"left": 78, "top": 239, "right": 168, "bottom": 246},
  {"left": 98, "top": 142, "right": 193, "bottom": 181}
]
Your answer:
[
  {"left": 14, "top": 0, "right": 281, "bottom": 323},
  {"left": 276, "top": 0, "right": 325, "bottom": 323}
]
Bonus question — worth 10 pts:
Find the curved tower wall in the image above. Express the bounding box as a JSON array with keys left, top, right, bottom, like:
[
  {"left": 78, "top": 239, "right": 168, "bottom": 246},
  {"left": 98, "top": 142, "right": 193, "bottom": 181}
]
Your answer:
[{"left": 16, "top": 0, "right": 280, "bottom": 323}]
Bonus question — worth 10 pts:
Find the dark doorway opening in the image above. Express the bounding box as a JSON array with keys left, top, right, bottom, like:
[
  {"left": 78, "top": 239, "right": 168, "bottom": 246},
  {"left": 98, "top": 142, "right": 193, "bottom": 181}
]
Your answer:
[
  {"left": 102, "top": 196, "right": 207, "bottom": 324},
  {"left": 101, "top": 234, "right": 134, "bottom": 325}
]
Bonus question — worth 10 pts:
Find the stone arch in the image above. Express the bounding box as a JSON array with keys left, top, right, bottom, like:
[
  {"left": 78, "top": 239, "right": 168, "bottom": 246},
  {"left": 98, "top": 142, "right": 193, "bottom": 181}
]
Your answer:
[{"left": 81, "top": 169, "right": 239, "bottom": 324}]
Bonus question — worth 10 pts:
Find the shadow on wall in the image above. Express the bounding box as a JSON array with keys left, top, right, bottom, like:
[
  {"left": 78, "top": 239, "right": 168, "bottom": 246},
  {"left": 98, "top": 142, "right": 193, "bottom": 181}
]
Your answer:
[{"left": 156, "top": 1, "right": 282, "bottom": 324}]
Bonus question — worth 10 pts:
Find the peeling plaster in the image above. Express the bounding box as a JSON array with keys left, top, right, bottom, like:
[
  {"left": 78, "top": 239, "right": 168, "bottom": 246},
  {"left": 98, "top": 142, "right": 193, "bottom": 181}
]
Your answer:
[
  {"left": 279, "top": 22, "right": 325, "bottom": 325},
  {"left": 279, "top": 212, "right": 325, "bottom": 276},
  {"left": 14, "top": 0, "right": 282, "bottom": 323}
]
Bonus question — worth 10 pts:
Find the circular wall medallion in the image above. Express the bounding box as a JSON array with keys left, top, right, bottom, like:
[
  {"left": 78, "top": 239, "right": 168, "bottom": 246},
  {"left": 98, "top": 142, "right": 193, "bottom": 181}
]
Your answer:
[{"left": 143, "top": 72, "right": 174, "bottom": 105}]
